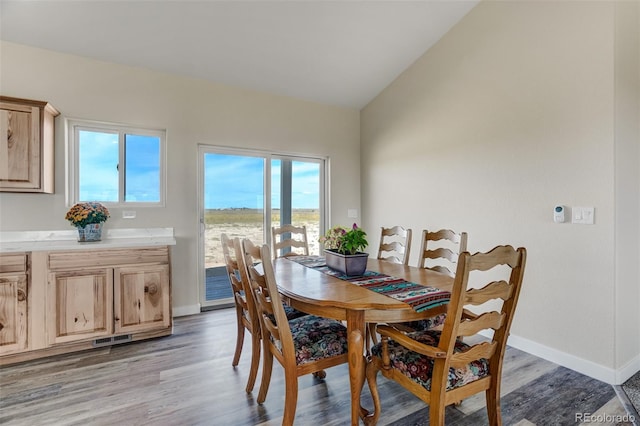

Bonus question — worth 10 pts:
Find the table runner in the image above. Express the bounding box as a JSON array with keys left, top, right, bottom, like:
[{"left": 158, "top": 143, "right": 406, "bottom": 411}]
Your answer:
[{"left": 288, "top": 255, "right": 450, "bottom": 313}]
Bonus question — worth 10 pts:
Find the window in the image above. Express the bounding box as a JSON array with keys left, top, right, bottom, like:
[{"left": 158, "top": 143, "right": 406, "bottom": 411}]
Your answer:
[{"left": 67, "top": 119, "right": 166, "bottom": 206}]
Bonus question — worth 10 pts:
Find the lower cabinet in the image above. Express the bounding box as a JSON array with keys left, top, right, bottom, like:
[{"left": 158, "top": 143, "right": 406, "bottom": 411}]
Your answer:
[
  {"left": 114, "top": 264, "right": 170, "bottom": 334},
  {"left": 0, "top": 253, "right": 29, "bottom": 356},
  {"left": 0, "top": 246, "right": 172, "bottom": 365},
  {"left": 47, "top": 268, "right": 114, "bottom": 345},
  {"left": 0, "top": 271, "right": 28, "bottom": 355}
]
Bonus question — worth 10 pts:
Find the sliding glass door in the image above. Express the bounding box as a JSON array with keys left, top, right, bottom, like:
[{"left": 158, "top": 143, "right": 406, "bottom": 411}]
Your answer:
[{"left": 199, "top": 146, "right": 325, "bottom": 308}]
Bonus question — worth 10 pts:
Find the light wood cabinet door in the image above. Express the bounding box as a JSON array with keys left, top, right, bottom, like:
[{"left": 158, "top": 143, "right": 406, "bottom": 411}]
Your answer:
[
  {"left": 0, "top": 273, "right": 28, "bottom": 355},
  {"left": 0, "top": 96, "right": 59, "bottom": 193},
  {"left": 47, "top": 268, "right": 113, "bottom": 345},
  {"left": 114, "top": 264, "right": 171, "bottom": 334}
]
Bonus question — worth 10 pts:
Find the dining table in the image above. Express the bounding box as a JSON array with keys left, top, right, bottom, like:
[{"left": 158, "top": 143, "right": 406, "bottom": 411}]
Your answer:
[{"left": 273, "top": 256, "right": 455, "bottom": 425}]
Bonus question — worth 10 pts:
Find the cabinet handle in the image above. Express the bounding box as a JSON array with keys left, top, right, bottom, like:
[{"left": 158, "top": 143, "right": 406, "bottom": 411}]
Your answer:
[
  {"left": 17, "top": 288, "right": 26, "bottom": 302},
  {"left": 144, "top": 284, "right": 158, "bottom": 295}
]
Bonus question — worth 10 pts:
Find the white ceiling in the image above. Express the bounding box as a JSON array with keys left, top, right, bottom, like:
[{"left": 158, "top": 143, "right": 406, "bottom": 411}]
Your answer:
[{"left": 0, "top": 1, "right": 478, "bottom": 109}]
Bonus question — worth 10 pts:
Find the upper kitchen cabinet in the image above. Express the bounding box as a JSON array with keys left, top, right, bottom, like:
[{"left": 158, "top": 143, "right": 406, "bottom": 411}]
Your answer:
[{"left": 0, "top": 96, "right": 60, "bottom": 193}]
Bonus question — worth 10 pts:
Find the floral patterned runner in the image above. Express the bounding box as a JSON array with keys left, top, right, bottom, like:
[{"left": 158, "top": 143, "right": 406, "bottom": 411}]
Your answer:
[{"left": 288, "top": 255, "right": 450, "bottom": 313}]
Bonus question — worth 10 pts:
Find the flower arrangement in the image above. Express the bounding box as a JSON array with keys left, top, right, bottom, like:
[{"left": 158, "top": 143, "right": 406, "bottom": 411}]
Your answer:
[
  {"left": 320, "top": 223, "right": 368, "bottom": 255},
  {"left": 65, "top": 202, "right": 110, "bottom": 228}
]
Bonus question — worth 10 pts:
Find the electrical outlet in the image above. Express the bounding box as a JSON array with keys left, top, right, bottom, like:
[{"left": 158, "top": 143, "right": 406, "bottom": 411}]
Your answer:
[{"left": 122, "top": 210, "right": 136, "bottom": 219}]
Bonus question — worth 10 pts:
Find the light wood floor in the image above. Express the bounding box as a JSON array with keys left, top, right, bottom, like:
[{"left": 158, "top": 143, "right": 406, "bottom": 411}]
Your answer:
[{"left": 0, "top": 308, "right": 631, "bottom": 425}]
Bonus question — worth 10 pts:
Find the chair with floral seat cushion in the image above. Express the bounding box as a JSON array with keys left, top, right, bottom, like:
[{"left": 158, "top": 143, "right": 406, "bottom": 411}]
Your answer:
[
  {"left": 376, "top": 225, "right": 412, "bottom": 265},
  {"left": 363, "top": 245, "right": 527, "bottom": 426},
  {"left": 241, "top": 238, "right": 349, "bottom": 425},
  {"left": 222, "top": 234, "right": 307, "bottom": 394},
  {"left": 397, "top": 229, "right": 468, "bottom": 333},
  {"left": 272, "top": 224, "right": 309, "bottom": 259}
]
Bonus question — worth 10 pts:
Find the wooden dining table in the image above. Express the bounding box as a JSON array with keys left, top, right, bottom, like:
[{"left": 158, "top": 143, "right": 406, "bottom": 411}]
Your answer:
[{"left": 273, "top": 257, "right": 454, "bottom": 425}]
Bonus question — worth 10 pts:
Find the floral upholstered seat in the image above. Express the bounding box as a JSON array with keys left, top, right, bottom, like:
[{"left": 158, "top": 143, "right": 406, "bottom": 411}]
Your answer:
[
  {"left": 399, "top": 314, "right": 447, "bottom": 333},
  {"left": 283, "top": 304, "right": 307, "bottom": 321},
  {"left": 280, "top": 315, "right": 348, "bottom": 364},
  {"left": 371, "top": 330, "right": 488, "bottom": 391}
]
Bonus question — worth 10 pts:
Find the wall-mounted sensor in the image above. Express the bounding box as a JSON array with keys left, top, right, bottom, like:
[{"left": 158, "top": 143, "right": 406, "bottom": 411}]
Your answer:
[{"left": 554, "top": 205, "right": 567, "bottom": 223}]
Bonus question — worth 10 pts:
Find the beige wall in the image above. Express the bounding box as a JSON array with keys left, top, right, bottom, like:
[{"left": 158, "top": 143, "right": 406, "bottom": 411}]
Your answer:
[
  {"left": 0, "top": 41, "right": 361, "bottom": 314},
  {"left": 361, "top": 1, "right": 639, "bottom": 384}
]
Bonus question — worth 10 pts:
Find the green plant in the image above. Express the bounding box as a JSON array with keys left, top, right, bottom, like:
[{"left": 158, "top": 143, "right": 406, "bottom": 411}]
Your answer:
[
  {"left": 65, "top": 202, "right": 110, "bottom": 228},
  {"left": 320, "top": 223, "right": 368, "bottom": 255}
]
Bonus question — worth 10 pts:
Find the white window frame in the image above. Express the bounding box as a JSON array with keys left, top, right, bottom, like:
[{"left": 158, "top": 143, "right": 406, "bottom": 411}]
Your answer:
[{"left": 66, "top": 118, "right": 167, "bottom": 207}]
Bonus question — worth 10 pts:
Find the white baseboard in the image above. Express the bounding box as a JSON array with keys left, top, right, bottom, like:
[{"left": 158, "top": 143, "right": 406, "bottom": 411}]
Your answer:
[
  {"left": 172, "top": 304, "right": 201, "bottom": 317},
  {"left": 617, "top": 354, "right": 640, "bottom": 385},
  {"left": 505, "top": 333, "right": 618, "bottom": 385}
]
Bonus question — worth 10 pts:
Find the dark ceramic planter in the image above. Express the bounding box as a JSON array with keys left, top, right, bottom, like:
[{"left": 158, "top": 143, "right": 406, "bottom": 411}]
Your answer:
[{"left": 324, "top": 249, "right": 369, "bottom": 276}]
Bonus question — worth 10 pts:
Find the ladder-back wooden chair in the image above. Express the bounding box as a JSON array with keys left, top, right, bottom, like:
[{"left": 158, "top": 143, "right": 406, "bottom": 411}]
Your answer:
[
  {"left": 272, "top": 224, "right": 309, "bottom": 259},
  {"left": 369, "top": 225, "right": 413, "bottom": 345},
  {"left": 418, "top": 229, "right": 468, "bottom": 276},
  {"left": 376, "top": 225, "right": 412, "bottom": 265},
  {"left": 241, "top": 239, "right": 349, "bottom": 425},
  {"left": 363, "top": 245, "right": 527, "bottom": 426},
  {"left": 399, "top": 229, "right": 469, "bottom": 332},
  {"left": 221, "top": 233, "right": 261, "bottom": 392}
]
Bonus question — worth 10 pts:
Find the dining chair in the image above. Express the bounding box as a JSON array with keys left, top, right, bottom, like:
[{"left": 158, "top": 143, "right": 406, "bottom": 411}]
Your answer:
[
  {"left": 369, "top": 225, "right": 413, "bottom": 345},
  {"left": 241, "top": 238, "right": 349, "bottom": 425},
  {"left": 221, "top": 233, "right": 261, "bottom": 392},
  {"left": 272, "top": 224, "right": 309, "bottom": 259},
  {"left": 418, "top": 229, "right": 468, "bottom": 276},
  {"left": 363, "top": 245, "right": 527, "bottom": 426},
  {"left": 225, "top": 234, "right": 310, "bottom": 393},
  {"left": 376, "top": 225, "right": 412, "bottom": 265},
  {"left": 398, "top": 229, "right": 469, "bottom": 332}
]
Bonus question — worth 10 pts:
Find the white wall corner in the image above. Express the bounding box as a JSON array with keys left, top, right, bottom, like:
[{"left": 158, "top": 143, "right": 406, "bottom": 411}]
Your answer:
[{"left": 616, "top": 354, "right": 640, "bottom": 385}]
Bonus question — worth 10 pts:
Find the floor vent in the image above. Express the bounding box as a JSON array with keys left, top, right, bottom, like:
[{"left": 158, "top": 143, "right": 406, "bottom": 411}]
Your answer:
[{"left": 92, "top": 335, "right": 132, "bottom": 348}]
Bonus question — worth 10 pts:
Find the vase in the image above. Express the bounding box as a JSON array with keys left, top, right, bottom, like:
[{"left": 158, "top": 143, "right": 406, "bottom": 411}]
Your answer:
[
  {"left": 77, "top": 223, "right": 103, "bottom": 242},
  {"left": 324, "top": 249, "right": 369, "bottom": 276}
]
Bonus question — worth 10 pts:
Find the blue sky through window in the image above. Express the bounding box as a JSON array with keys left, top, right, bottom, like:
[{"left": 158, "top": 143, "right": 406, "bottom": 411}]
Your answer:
[
  {"left": 204, "top": 154, "right": 319, "bottom": 209},
  {"left": 78, "top": 130, "right": 161, "bottom": 202}
]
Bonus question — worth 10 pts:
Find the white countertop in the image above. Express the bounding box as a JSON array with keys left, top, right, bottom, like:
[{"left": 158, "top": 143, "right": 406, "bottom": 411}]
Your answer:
[{"left": 0, "top": 228, "right": 176, "bottom": 252}]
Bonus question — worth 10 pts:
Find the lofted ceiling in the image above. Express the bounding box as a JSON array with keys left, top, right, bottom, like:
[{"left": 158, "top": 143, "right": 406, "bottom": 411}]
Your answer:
[{"left": 0, "top": 1, "right": 479, "bottom": 109}]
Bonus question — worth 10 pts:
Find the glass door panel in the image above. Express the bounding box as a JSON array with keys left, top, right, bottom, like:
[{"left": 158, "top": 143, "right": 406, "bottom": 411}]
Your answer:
[
  {"left": 271, "top": 159, "right": 321, "bottom": 256},
  {"left": 202, "top": 153, "right": 265, "bottom": 306},
  {"left": 200, "top": 148, "right": 324, "bottom": 309}
]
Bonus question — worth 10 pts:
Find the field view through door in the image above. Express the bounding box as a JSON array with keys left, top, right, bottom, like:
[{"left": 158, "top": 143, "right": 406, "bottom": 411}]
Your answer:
[{"left": 200, "top": 148, "right": 324, "bottom": 308}]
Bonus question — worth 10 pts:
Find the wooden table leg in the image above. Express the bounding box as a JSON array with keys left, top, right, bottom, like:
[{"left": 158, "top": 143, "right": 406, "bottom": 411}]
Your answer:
[{"left": 346, "top": 309, "right": 365, "bottom": 425}]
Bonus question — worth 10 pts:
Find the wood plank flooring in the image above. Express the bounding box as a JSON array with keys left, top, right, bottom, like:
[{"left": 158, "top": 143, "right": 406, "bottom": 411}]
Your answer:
[{"left": 0, "top": 308, "right": 632, "bottom": 425}]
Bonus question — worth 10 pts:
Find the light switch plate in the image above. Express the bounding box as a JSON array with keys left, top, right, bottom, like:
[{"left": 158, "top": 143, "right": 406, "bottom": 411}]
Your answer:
[
  {"left": 347, "top": 209, "right": 358, "bottom": 218},
  {"left": 572, "top": 206, "right": 594, "bottom": 225},
  {"left": 122, "top": 210, "right": 136, "bottom": 219}
]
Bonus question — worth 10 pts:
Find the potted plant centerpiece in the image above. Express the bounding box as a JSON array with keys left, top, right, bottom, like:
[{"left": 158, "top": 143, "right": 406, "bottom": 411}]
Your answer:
[
  {"left": 65, "top": 202, "right": 110, "bottom": 242},
  {"left": 320, "top": 223, "right": 369, "bottom": 276}
]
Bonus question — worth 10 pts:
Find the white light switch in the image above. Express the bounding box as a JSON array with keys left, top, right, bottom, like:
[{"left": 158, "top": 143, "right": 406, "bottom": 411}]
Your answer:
[
  {"left": 347, "top": 209, "right": 358, "bottom": 218},
  {"left": 571, "top": 206, "right": 594, "bottom": 225},
  {"left": 122, "top": 210, "right": 136, "bottom": 219}
]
